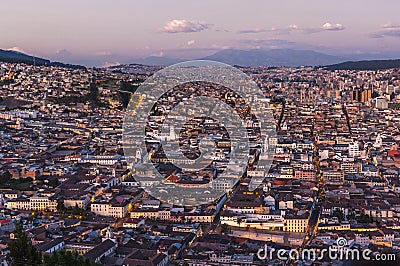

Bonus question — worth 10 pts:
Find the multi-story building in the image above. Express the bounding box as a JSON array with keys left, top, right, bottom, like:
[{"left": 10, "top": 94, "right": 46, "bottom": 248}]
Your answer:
[
  {"left": 284, "top": 214, "right": 309, "bottom": 233},
  {"left": 294, "top": 170, "right": 315, "bottom": 181},
  {"left": 348, "top": 142, "right": 360, "bottom": 157},
  {"left": 6, "top": 196, "right": 57, "bottom": 212},
  {"left": 91, "top": 198, "right": 130, "bottom": 218},
  {"left": 63, "top": 196, "right": 91, "bottom": 209},
  {"left": 322, "top": 169, "right": 344, "bottom": 185}
]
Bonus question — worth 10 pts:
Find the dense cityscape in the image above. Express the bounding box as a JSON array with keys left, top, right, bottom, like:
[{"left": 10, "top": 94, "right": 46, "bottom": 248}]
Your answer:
[{"left": 0, "top": 60, "right": 399, "bottom": 265}]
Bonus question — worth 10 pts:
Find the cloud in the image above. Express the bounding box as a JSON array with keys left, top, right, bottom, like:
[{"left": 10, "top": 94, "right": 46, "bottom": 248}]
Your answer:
[
  {"left": 371, "top": 23, "right": 400, "bottom": 38},
  {"left": 210, "top": 44, "right": 232, "bottom": 50},
  {"left": 241, "top": 39, "right": 295, "bottom": 46},
  {"left": 160, "top": 20, "right": 211, "bottom": 33},
  {"left": 371, "top": 29, "right": 400, "bottom": 38},
  {"left": 214, "top": 27, "right": 230, "bottom": 33},
  {"left": 383, "top": 23, "right": 400, "bottom": 29},
  {"left": 321, "top": 22, "right": 345, "bottom": 31},
  {"left": 102, "top": 61, "right": 120, "bottom": 68},
  {"left": 238, "top": 22, "right": 345, "bottom": 35},
  {"left": 237, "top": 27, "right": 290, "bottom": 35},
  {"left": 55, "top": 49, "right": 72, "bottom": 57},
  {"left": 187, "top": 40, "right": 195, "bottom": 46},
  {"left": 303, "top": 22, "right": 345, "bottom": 34},
  {"left": 6, "top": 46, "right": 27, "bottom": 54},
  {"left": 239, "top": 39, "right": 296, "bottom": 49},
  {"left": 238, "top": 28, "right": 268, "bottom": 34},
  {"left": 236, "top": 38, "right": 337, "bottom": 52}
]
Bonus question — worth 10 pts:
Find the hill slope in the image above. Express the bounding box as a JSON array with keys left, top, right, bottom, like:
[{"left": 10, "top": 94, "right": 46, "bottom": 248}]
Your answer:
[
  {"left": 0, "top": 49, "right": 85, "bottom": 69},
  {"left": 325, "top": 59, "right": 400, "bottom": 70}
]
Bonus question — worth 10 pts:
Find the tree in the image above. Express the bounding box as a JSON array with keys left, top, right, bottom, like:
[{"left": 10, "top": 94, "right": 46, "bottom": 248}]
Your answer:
[
  {"left": 347, "top": 212, "right": 356, "bottom": 220},
  {"left": 87, "top": 83, "right": 99, "bottom": 103},
  {"left": 1, "top": 171, "right": 12, "bottom": 180},
  {"left": 72, "top": 204, "right": 82, "bottom": 215},
  {"left": 0, "top": 171, "right": 13, "bottom": 188},
  {"left": 57, "top": 201, "right": 66, "bottom": 214},
  {"left": 8, "top": 222, "right": 42, "bottom": 266},
  {"left": 221, "top": 223, "right": 231, "bottom": 234},
  {"left": 357, "top": 213, "right": 373, "bottom": 223},
  {"left": 332, "top": 208, "right": 344, "bottom": 222},
  {"left": 391, "top": 92, "right": 396, "bottom": 101},
  {"left": 42, "top": 250, "right": 99, "bottom": 266},
  {"left": 48, "top": 178, "right": 59, "bottom": 188},
  {"left": 371, "top": 91, "right": 379, "bottom": 98},
  {"left": 237, "top": 217, "right": 243, "bottom": 227}
]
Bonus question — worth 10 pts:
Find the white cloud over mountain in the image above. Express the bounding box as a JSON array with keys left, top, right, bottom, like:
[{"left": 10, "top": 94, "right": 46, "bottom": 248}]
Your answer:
[{"left": 160, "top": 20, "right": 211, "bottom": 33}]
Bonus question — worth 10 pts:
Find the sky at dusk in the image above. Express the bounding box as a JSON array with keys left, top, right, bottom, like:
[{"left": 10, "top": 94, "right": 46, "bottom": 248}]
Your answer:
[{"left": 2, "top": 0, "right": 400, "bottom": 66}]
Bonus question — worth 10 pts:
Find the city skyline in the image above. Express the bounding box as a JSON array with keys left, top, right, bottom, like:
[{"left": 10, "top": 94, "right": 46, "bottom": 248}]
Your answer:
[
  {"left": 2, "top": 0, "right": 400, "bottom": 66},
  {"left": 2, "top": 1, "right": 400, "bottom": 265}
]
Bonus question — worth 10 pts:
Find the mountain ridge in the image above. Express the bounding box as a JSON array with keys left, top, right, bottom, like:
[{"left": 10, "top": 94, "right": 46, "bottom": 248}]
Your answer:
[
  {"left": 324, "top": 59, "right": 400, "bottom": 70},
  {"left": 128, "top": 50, "right": 400, "bottom": 69},
  {"left": 0, "top": 49, "right": 85, "bottom": 69},
  {"left": 127, "top": 49, "right": 344, "bottom": 67},
  {"left": 200, "top": 48, "right": 344, "bottom": 67},
  {"left": 2, "top": 47, "right": 400, "bottom": 70}
]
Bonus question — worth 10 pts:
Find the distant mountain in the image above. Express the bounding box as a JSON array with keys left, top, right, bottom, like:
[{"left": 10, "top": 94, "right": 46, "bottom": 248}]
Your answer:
[
  {"left": 200, "top": 49, "right": 344, "bottom": 67},
  {"left": 109, "top": 49, "right": 400, "bottom": 68},
  {"left": 129, "top": 56, "right": 182, "bottom": 66},
  {"left": 342, "top": 52, "right": 400, "bottom": 61},
  {"left": 124, "top": 49, "right": 343, "bottom": 67},
  {"left": 324, "top": 59, "right": 400, "bottom": 70},
  {"left": 0, "top": 49, "right": 85, "bottom": 69}
]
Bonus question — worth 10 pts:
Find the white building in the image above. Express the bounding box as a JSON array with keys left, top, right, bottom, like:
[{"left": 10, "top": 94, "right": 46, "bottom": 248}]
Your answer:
[
  {"left": 348, "top": 142, "right": 360, "bottom": 157},
  {"left": 91, "top": 199, "right": 130, "bottom": 218},
  {"left": 63, "top": 196, "right": 91, "bottom": 209},
  {"left": 79, "top": 155, "right": 121, "bottom": 165},
  {"left": 6, "top": 196, "right": 57, "bottom": 212}
]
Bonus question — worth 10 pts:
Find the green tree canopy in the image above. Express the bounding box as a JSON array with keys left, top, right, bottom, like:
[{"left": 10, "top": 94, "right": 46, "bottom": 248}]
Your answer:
[{"left": 8, "top": 222, "right": 42, "bottom": 266}]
